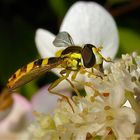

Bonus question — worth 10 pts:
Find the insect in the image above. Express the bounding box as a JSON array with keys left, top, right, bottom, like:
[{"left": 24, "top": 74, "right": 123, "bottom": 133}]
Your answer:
[{"left": 7, "top": 32, "right": 110, "bottom": 99}]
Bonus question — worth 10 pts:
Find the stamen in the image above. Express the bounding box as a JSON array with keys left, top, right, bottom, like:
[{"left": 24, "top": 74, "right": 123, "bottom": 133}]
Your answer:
[
  {"left": 104, "top": 106, "right": 111, "bottom": 110},
  {"left": 91, "top": 131, "right": 96, "bottom": 137},
  {"left": 131, "top": 76, "right": 137, "bottom": 82},
  {"left": 106, "top": 115, "right": 114, "bottom": 121},
  {"left": 75, "top": 123, "right": 81, "bottom": 127},
  {"left": 83, "top": 108, "right": 88, "bottom": 114},
  {"left": 106, "top": 126, "right": 112, "bottom": 131},
  {"left": 90, "top": 96, "right": 95, "bottom": 102},
  {"left": 138, "top": 76, "right": 140, "bottom": 82},
  {"left": 86, "top": 132, "right": 92, "bottom": 140},
  {"left": 79, "top": 108, "right": 88, "bottom": 117},
  {"left": 106, "top": 126, "right": 112, "bottom": 133},
  {"left": 103, "top": 92, "right": 110, "bottom": 97}
]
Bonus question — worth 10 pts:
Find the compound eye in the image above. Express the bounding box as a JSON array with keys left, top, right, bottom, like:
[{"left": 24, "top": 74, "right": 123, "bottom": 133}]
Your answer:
[{"left": 81, "top": 44, "right": 96, "bottom": 68}]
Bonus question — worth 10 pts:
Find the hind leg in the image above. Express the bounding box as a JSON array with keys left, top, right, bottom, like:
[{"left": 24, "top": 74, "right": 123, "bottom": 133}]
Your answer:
[{"left": 48, "top": 70, "right": 75, "bottom": 112}]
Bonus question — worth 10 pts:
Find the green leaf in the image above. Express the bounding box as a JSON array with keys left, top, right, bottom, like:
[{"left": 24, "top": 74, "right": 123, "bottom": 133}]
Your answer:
[{"left": 117, "top": 27, "right": 140, "bottom": 57}]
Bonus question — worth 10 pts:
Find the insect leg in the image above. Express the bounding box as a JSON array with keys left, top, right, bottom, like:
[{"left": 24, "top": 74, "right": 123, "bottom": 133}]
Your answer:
[
  {"left": 96, "top": 49, "right": 113, "bottom": 63},
  {"left": 94, "top": 64, "right": 104, "bottom": 73},
  {"left": 102, "top": 57, "right": 113, "bottom": 63},
  {"left": 60, "top": 70, "right": 81, "bottom": 97},
  {"left": 48, "top": 70, "right": 74, "bottom": 112},
  {"left": 80, "top": 67, "right": 103, "bottom": 79},
  {"left": 71, "top": 71, "right": 96, "bottom": 92}
]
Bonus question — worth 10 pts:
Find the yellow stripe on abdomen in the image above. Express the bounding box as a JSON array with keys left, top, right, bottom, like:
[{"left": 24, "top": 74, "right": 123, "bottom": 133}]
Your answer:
[
  {"left": 7, "top": 57, "right": 61, "bottom": 89},
  {"left": 41, "top": 58, "right": 48, "bottom": 66},
  {"left": 26, "top": 62, "right": 34, "bottom": 73}
]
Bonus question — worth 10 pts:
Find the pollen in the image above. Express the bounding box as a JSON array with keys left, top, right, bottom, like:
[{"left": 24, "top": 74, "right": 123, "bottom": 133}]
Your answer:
[
  {"left": 75, "top": 123, "right": 81, "bottom": 127},
  {"left": 90, "top": 96, "right": 95, "bottom": 102},
  {"left": 83, "top": 108, "right": 88, "bottom": 114},
  {"left": 103, "top": 92, "right": 110, "bottom": 97},
  {"left": 104, "top": 106, "right": 111, "bottom": 110},
  {"left": 106, "top": 115, "right": 114, "bottom": 121}
]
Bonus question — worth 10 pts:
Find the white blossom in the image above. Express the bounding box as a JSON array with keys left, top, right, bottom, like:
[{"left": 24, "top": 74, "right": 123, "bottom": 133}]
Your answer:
[{"left": 28, "top": 53, "right": 140, "bottom": 140}]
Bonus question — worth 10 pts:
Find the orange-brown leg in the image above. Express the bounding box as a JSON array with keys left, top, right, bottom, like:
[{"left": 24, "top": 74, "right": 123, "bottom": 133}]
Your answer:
[{"left": 48, "top": 70, "right": 74, "bottom": 112}]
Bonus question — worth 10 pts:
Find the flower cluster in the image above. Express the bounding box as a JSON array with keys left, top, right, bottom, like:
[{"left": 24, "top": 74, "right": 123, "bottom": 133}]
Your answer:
[
  {"left": 28, "top": 53, "right": 140, "bottom": 140},
  {"left": 1, "top": 1, "right": 139, "bottom": 140}
]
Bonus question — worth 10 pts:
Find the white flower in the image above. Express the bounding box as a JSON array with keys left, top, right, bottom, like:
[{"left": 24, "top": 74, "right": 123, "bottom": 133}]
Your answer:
[
  {"left": 27, "top": 54, "right": 140, "bottom": 140},
  {"left": 35, "top": 1, "right": 119, "bottom": 91},
  {"left": 28, "top": 95, "right": 136, "bottom": 140},
  {"left": 84, "top": 53, "right": 140, "bottom": 138}
]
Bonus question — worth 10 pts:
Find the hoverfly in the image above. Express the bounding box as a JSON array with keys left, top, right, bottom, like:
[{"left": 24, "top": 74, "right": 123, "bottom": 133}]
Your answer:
[{"left": 7, "top": 32, "right": 110, "bottom": 99}]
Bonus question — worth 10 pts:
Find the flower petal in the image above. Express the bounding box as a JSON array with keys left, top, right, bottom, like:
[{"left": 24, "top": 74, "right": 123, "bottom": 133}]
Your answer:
[
  {"left": 0, "top": 94, "right": 32, "bottom": 133},
  {"left": 0, "top": 90, "right": 13, "bottom": 121},
  {"left": 113, "top": 107, "right": 136, "bottom": 139},
  {"left": 35, "top": 29, "right": 58, "bottom": 58},
  {"left": 31, "top": 85, "right": 72, "bottom": 114},
  {"left": 114, "top": 120, "right": 135, "bottom": 140},
  {"left": 117, "top": 107, "right": 136, "bottom": 125},
  {"left": 60, "top": 1, "right": 119, "bottom": 59},
  {"left": 0, "top": 107, "right": 13, "bottom": 121}
]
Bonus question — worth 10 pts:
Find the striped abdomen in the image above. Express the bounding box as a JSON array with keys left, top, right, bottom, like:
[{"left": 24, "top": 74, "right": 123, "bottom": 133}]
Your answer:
[{"left": 7, "top": 57, "right": 63, "bottom": 90}]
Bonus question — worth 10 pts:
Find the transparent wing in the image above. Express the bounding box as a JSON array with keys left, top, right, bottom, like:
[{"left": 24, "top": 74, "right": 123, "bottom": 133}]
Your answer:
[
  {"left": 53, "top": 31, "right": 74, "bottom": 47},
  {"left": 7, "top": 57, "right": 63, "bottom": 90}
]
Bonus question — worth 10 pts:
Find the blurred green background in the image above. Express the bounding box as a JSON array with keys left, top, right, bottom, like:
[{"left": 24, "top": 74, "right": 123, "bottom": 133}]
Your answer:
[{"left": 0, "top": 0, "right": 140, "bottom": 99}]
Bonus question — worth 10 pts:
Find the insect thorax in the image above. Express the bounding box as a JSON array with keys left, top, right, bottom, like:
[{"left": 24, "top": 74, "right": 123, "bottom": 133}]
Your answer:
[{"left": 61, "top": 46, "right": 82, "bottom": 71}]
